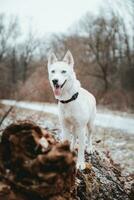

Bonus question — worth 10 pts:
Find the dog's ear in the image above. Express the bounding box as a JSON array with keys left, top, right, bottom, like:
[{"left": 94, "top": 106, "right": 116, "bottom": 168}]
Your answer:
[
  {"left": 48, "top": 52, "right": 57, "bottom": 67},
  {"left": 63, "top": 50, "right": 74, "bottom": 67}
]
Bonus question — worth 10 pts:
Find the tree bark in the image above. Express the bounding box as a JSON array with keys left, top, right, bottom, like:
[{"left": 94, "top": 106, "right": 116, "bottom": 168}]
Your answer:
[{"left": 0, "top": 121, "right": 133, "bottom": 200}]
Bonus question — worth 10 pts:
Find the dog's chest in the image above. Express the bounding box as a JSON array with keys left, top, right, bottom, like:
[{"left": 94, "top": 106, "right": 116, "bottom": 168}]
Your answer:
[
  {"left": 60, "top": 103, "right": 76, "bottom": 117},
  {"left": 59, "top": 101, "right": 83, "bottom": 123}
]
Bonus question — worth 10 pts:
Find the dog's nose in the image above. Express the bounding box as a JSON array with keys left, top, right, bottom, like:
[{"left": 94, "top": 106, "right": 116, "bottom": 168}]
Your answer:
[{"left": 52, "top": 79, "right": 58, "bottom": 85}]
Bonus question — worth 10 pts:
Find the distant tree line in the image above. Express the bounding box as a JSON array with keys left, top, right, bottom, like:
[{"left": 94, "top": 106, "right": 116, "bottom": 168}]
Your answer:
[{"left": 0, "top": 9, "right": 134, "bottom": 111}]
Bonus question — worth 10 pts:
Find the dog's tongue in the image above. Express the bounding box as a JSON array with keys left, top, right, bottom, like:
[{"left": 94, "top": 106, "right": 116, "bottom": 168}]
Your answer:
[{"left": 54, "top": 87, "right": 61, "bottom": 96}]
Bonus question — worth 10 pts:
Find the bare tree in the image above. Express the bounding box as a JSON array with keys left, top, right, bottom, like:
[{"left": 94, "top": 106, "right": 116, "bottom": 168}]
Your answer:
[
  {"left": 77, "top": 13, "right": 122, "bottom": 92},
  {"left": 19, "top": 31, "right": 39, "bottom": 82},
  {"left": 0, "top": 14, "right": 19, "bottom": 62},
  {"left": 0, "top": 14, "right": 20, "bottom": 98}
]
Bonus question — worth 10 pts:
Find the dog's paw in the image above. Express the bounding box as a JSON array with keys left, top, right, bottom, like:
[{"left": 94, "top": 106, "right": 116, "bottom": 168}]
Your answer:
[{"left": 76, "top": 161, "right": 86, "bottom": 170}]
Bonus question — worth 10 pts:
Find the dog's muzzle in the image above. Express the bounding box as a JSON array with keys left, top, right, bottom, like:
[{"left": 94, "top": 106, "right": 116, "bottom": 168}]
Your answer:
[
  {"left": 61, "top": 80, "right": 67, "bottom": 88},
  {"left": 52, "top": 79, "right": 59, "bottom": 87},
  {"left": 52, "top": 79, "right": 67, "bottom": 89}
]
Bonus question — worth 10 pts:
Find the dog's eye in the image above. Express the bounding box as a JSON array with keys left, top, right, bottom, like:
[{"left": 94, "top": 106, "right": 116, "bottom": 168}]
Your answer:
[
  {"left": 61, "top": 70, "right": 67, "bottom": 74},
  {"left": 51, "top": 70, "right": 55, "bottom": 73}
]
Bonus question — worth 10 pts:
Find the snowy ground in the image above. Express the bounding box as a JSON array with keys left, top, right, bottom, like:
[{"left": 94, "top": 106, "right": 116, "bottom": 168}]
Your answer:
[
  {"left": 0, "top": 99, "right": 134, "bottom": 175},
  {"left": 1, "top": 99, "right": 134, "bottom": 134}
]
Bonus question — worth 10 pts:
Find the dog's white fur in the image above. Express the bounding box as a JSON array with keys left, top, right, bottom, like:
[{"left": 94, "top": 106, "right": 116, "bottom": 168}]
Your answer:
[{"left": 47, "top": 50, "right": 96, "bottom": 169}]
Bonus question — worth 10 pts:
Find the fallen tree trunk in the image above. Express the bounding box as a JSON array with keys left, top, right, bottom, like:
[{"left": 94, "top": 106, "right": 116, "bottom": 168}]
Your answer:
[{"left": 0, "top": 121, "right": 133, "bottom": 200}]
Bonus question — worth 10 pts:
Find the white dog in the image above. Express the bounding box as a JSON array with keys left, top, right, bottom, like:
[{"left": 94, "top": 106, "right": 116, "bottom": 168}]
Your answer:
[{"left": 47, "top": 50, "right": 96, "bottom": 170}]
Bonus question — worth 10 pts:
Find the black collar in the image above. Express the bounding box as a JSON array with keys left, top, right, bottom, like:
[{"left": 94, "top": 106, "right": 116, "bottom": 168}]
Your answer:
[{"left": 59, "top": 92, "right": 79, "bottom": 104}]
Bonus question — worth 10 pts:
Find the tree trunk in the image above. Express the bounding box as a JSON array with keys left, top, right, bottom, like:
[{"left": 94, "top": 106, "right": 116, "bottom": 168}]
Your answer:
[
  {"left": 103, "top": 74, "right": 109, "bottom": 92},
  {"left": 0, "top": 121, "right": 133, "bottom": 200},
  {"left": 22, "top": 62, "right": 28, "bottom": 82}
]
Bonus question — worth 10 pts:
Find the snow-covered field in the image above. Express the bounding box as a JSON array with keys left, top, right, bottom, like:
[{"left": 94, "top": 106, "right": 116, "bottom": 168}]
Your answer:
[
  {"left": 0, "top": 99, "right": 134, "bottom": 175},
  {"left": 1, "top": 99, "right": 134, "bottom": 134}
]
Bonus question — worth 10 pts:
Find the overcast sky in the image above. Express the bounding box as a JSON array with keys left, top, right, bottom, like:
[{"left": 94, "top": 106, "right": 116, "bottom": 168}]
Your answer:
[{"left": 0, "top": 0, "right": 133, "bottom": 36}]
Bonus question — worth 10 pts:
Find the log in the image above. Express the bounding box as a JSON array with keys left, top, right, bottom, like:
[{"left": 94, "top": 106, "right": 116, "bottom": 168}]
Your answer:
[{"left": 0, "top": 121, "right": 133, "bottom": 200}]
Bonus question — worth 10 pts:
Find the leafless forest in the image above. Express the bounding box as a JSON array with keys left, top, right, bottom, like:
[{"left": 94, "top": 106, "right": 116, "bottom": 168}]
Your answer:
[
  {"left": 0, "top": 2, "right": 134, "bottom": 199},
  {"left": 0, "top": 7, "right": 134, "bottom": 112}
]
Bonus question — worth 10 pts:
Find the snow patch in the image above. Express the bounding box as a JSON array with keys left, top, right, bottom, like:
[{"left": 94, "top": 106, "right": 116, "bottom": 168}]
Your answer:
[{"left": 1, "top": 99, "right": 134, "bottom": 134}]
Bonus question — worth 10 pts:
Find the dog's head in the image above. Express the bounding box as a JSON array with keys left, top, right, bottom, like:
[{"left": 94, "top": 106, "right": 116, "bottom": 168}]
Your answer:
[{"left": 47, "top": 50, "right": 75, "bottom": 98}]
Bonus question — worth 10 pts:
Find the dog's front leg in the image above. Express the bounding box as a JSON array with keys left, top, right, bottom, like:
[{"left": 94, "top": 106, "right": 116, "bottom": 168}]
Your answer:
[
  {"left": 60, "top": 120, "right": 72, "bottom": 144},
  {"left": 75, "top": 126, "right": 86, "bottom": 170},
  {"left": 86, "top": 122, "right": 94, "bottom": 154}
]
